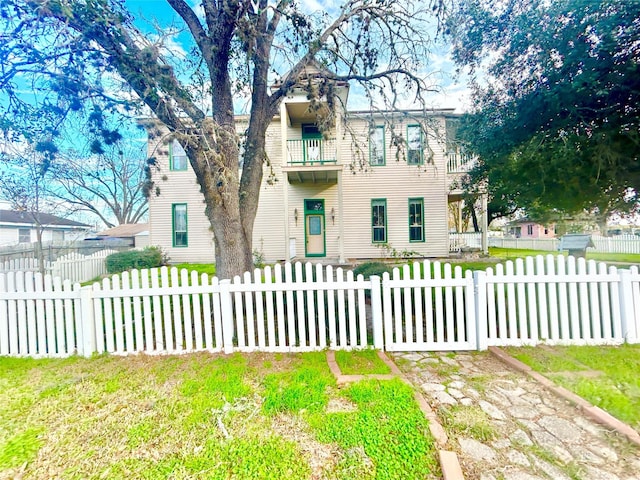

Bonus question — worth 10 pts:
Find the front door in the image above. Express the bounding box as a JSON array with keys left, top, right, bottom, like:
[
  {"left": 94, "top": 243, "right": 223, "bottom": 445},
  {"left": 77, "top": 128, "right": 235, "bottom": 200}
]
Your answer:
[{"left": 304, "top": 199, "right": 325, "bottom": 257}]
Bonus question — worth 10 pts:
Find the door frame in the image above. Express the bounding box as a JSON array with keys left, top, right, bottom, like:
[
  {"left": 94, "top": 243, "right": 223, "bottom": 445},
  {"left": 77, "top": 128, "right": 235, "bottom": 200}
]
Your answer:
[{"left": 304, "top": 198, "right": 326, "bottom": 257}]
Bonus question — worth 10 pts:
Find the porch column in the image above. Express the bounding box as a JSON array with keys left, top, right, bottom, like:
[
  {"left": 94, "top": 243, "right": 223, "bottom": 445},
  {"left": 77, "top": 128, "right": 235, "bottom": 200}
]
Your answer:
[
  {"left": 336, "top": 105, "right": 345, "bottom": 263},
  {"left": 338, "top": 170, "right": 345, "bottom": 263},
  {"left": 281, "top": 101, "right": 291, "bottom": 260}
]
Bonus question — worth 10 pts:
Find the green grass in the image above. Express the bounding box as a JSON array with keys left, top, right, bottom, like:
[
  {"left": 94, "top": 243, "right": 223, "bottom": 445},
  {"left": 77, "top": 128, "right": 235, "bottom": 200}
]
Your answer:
[
  {"left": 439, "top": 405, "right": 496, "bottom": 442},
  {"left": 307, "top": 379, "right": 438, "bottom": 479},
  {"left": 0, "top": 352, "right": 436, "bottom": 479},
  {"left": 334, "top": 350, "right": 392, "bottom": 375},
  {"left": 506, "top": 345, "right": 640, "bottom": 429},
  {"left": 489, "top": 247, "right": 640, "bottom": 265},
  {"left": 172, "top": 263, "right": 217, "bottom": 276}
]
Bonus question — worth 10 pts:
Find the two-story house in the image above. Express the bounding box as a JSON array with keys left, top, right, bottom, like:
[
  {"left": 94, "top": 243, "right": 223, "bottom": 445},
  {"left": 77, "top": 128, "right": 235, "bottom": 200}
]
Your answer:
[{"left": 145, "top": 65, "right": 483, "bottom": 264}]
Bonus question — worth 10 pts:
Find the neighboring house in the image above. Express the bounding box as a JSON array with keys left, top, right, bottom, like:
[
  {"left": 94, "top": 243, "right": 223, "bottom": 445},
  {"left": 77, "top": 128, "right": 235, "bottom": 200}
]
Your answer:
[
  {"left": 92, "top": 223, "right": 150, "bottom": 248},
  {"left": 507, "top": 219, "right": 556, "bottom": 239},
  {"left": 0, "top": 210, "right": 90, "bottom": 246},
  {"left": 146, "top": 65, "right": 483, "bottom": 264}
]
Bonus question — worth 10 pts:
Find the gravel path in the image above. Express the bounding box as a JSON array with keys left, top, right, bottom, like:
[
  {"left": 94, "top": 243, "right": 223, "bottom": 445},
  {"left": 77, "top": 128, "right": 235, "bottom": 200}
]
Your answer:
[{"left": 392, "top": 351, "right": 640, "bottom": 480}]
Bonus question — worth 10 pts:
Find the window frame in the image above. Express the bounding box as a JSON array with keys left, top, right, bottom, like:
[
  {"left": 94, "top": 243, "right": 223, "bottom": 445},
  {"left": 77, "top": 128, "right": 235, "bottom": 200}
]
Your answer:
[
  {"left": 408, "top": 198, "right": 425, "bottom": 242},
  {"left": 18, "top": 228, "right": 30, "bottom": 243},
  {"left": 527, "top": 225, "right": 534, "bottom": 235},
  {"left": 371, "top": 199, "right": 387, "bottom": 244},
  {"left": 172, "top": 203, "right": 188, "bottom": 247},
  {"left": 169, "top": 139, "right": 188, "bottom": 171},
  {"left": 406, "top": 124, "right": 424, "bottom": 165},
  {"left": 369, "top": 125, "right": 385, "bottom": 166}
]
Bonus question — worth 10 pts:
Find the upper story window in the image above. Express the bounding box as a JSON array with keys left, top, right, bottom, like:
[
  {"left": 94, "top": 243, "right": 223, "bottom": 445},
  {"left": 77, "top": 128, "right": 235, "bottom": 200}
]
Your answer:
[
  {"left": 170, "top": 139, "right": 188, "bottom": 171},
  {"left": 407, "top": 124, "right": 424, "bottom": 165},
  {"left": 369, "top": 125, "right": 385, "bottom": 166}
]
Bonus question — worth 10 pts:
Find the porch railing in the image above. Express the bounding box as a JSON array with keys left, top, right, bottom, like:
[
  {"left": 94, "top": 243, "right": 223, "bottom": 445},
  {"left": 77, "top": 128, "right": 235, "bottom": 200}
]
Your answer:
[
  {"left": 287, "top": 138, "right": 337, "bottom": 165},
  {"left": 447, "top": 151, "right": 475, "bottom": 173}
]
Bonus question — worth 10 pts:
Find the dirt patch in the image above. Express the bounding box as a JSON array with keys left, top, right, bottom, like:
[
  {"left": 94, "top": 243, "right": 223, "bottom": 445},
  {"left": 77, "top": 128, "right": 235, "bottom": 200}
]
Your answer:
[
  {"left": 326, "top": 396, "right": 358, "bottom": 413},
  {"left": 270, "top": 413, "right": 340, "bottom": 479}
]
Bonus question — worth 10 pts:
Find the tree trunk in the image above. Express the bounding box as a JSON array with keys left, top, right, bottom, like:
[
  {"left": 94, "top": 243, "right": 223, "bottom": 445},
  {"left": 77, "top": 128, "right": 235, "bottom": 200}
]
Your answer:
[{"left": 35, "top": 226, "right": 46, "bottom": 277}]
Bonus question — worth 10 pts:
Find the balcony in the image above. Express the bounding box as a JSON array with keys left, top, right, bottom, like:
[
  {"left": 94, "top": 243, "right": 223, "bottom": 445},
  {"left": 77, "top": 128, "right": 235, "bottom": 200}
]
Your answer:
[
  {"left": 283, "top": 138, "right": 341, "bottom": 185},
  {"left": 446, "top": 151, "right": 476, "bottom": 173},
  {"left": 286, "top": 138, "right": 337, "bottom": 165}
]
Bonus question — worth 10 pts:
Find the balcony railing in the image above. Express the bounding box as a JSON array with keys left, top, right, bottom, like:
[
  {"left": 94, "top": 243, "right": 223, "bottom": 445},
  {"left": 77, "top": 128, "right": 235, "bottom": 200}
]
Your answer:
[
  {"left": 447, "top": 151, "right": 476, "bottom": 173},
  {"left": 287, "top": 138, "right": 337, "bottom": 166}
]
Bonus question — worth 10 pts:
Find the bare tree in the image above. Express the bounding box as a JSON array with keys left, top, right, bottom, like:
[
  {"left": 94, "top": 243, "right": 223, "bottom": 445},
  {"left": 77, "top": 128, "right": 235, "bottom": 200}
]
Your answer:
[
  {"left": 52, "top": 143, "right": 149, "bottom": 228},
  {"left": 2, "top": 0, "right": 446, "bottom": 279},
  {"left": 0, "top": 144, "right": 56, "bottom": 274}
]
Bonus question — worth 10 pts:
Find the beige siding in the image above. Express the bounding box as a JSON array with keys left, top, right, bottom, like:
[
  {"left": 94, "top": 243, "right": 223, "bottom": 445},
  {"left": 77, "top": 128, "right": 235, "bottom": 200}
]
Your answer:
[
  {"left": 148, "top": 111, "right": 457, "bottom": 266},
  {"left": 338, "top": 116, "right": 449, "bottom": 260},
  {"left": 147, "top": 130, "right": 216, "bottom": 263}
]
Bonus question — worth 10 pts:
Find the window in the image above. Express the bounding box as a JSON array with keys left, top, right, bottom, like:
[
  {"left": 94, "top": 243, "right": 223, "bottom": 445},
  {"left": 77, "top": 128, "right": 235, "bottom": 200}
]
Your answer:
[
  {"left": 527, "top": 225, "right": 533, "bottom": 235},
  {"left": 371, "top": 199, "right": 387, "bottom": 243},
  {"left": 170, "top": 139, "right": 188, "bottom": 171},
  {"left": 369, "top": 125, "right": 385, "bottom": 166},
  {"left": 172, "top": 204, "right": 188, "bottom": 247},
  {"left": 18, "top": 228, "right": 30, "bottom": 243},
  {"left": 409, "top": 198, "right": 424, "bottom": 242},
  {"left": 407, "top": 124, "right": 423, "bottom": 165}
]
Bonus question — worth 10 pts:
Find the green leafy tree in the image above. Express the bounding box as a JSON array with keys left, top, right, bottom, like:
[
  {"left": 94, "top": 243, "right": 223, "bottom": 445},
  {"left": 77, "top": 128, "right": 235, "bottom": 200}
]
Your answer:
[
  {"left": 1, "top": 0, "right": 446, "bottom": 279},
  {"left": 448, "top": 0, "right": 640, "bottom": 230}
]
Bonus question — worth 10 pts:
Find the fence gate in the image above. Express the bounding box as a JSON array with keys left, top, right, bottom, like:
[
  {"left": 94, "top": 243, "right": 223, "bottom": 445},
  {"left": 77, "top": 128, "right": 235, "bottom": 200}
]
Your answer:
[{"left": 381, "top": 262, "right": 477, "bottom": 351}]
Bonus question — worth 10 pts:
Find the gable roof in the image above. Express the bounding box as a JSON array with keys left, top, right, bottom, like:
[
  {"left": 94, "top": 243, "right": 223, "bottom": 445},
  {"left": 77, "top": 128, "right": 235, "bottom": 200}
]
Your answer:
[{"left": 0, "top": 210, "right": 90, "bottom": 228}]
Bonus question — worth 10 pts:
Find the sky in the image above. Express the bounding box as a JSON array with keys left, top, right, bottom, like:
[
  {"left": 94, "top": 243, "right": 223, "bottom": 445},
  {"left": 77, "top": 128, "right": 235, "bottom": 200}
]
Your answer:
[{"left": 123, "top": 0, "right": 471, "bottom": 113}]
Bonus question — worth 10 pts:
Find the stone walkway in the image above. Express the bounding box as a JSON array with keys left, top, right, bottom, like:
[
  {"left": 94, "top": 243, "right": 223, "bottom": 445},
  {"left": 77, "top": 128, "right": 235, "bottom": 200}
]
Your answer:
[{"left": 391, "top": 351, "right": 640, "bottom": 480}]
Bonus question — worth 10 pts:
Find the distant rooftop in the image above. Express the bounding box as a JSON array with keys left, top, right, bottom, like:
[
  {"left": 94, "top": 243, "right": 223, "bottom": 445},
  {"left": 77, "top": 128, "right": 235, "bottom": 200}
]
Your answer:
[
  {"left": 0, "top": 210, "right": 90, "bottom": 228},
  {"left": 97, "top": 223, "right": 149, "bottom": 237}
]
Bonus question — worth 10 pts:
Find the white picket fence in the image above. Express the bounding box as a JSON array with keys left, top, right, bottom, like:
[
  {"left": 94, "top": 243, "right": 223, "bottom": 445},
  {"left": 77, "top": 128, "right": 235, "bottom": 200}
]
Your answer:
[
  {"left": 1, "top": 256, "right": 639, "bottom": 358},
  {"left": 449, "top": 232, "right": 482, "bottom": 252},
  {"left": 489, "top": 235, "right": 640, "bottom": 254},
  {"left": 0, "top": 257, "right": 51, "bottom": 274},
  {"left": 0, "top": 249, "right": 117, "bottom": 284},
  {"left": 50, "top": 250, "right": 118, "bottom": 284}
]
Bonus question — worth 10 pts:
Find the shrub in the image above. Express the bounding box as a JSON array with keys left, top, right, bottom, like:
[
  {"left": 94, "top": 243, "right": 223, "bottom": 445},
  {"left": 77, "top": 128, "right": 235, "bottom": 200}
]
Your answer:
[
  {"left": 352, "top": 261, "right": 392, "bottom": 279},
  {"left": 105, "top": 247, "right": 165, "bottom": 274}
]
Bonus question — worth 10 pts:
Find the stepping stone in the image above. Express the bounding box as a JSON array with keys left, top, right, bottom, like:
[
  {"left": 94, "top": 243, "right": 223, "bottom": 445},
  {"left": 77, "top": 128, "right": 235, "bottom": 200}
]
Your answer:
[
  {"left": 432, "top": 390, "right": 457, "bottom": 405},
  {"left": 448, "top": 380, "right": 465, "bottom": 389},
  {"left": 510, "top": 429, "right": 533, "bottom": 446},
  {"left": 491, "top": 438, "right": 511, "bottom": 449},
  {"left": 538, "top": 416, "right": 584, "bottom": 444},
  {"left": 447, "top": 388, "right": 465, "bottom": 399},
  {"left": 479, "top": 400, "right": 507, "bottom": 420},
  {"left": 459, "top": 437, "right": 497, "bottom": 462},
  {"left": 507, "top": 449, "right": 530, "bottom": 467},
  {"left": 508, "top": 405, "right": 538, "bottom": 419},
  {"left": 531, "top": 457, "right": 571, "bottom": 480},
  {"left": 421, "top": 382, "right": 445, "bottom": 392}
]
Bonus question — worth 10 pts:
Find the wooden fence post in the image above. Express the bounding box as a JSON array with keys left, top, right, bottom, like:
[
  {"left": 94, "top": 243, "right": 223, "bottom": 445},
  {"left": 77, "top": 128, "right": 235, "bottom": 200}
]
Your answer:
[
  {"left": 474, "top": 271, "right": 488, "bottom": 351},
  {"left": 219, "top": 280, "right": 234, "bottom": 354},
  {"left": 79, "top": 285, "right": 96, "bottom": 357},
  {"left": 370, "top": 276, "right": 383, "bottom": 349}
]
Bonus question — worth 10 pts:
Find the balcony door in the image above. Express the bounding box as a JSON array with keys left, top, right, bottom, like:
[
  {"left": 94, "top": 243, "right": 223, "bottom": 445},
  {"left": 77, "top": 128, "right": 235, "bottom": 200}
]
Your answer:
[
  {"left": 304, "top": 199, "right": 325, "bottom": 257},
  {"left": 302, "top": 124, "right": 322, "bottom": 164}
]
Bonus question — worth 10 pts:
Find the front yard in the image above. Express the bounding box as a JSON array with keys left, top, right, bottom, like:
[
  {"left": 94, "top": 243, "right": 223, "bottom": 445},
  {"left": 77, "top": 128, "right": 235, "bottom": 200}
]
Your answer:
[{"left": 0, "top": 351, "right": 438, "bottom": 480}]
